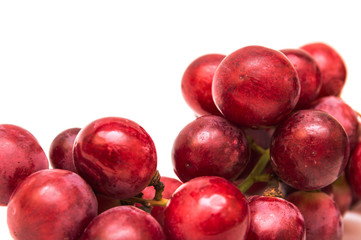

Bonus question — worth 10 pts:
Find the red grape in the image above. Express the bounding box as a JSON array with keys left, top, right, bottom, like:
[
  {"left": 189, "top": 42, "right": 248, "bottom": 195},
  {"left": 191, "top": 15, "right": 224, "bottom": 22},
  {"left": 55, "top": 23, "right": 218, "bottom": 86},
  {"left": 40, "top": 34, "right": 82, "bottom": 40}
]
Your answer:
[
  {"left": 212, "top": 45, "right": 300, "bottom": 128},
  {"left": 181, "top": 53, "right": 225, "bottom": 116},
  {"left": 280, "top": 48, "right": 321, "bottom": 109},
  {"left": 163, "top": 176, "right": 250, "bottom": 240},
  {"left": 270, "top": 110, "right": 350, "bottom": 190},
  {"left": 49, "top": 127, "right": 80, "bottom": 172},
  {"left": 0, "top": 124, "right": 49, "bottom": 206},
  {"left": 287, "top": 191, "right": 343, "bottom": 240},
  {"left": 7, "top": 169, "right": 98, "bottom": 240},
  {"left": 311, "top": 96, "right": 359, "bottom": 151},
  {"left": 172, "top": 115, "right": 250, "bottom": 182},
  {"left": 346, "top": 142, "right": 361, "bottom": 199},
  {"left": 301, "top": 42, "right": 347, "bottom": 98},
  {"left": 247, "top": 196, "right": 306, "bottom": 240},
  {"left": 81, "top": 206, "right": 165, "bottom": 240},
  {"left": 73, "top": 117, "right": 157, "bottom": 199}
]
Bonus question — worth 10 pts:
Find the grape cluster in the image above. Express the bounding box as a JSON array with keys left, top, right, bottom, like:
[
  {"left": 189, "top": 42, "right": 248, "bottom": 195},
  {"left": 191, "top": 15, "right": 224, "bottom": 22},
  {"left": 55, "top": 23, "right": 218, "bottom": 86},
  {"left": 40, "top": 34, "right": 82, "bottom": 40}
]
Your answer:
[{"left": 0, "top": 42, "right": 359, "bottom": 240}]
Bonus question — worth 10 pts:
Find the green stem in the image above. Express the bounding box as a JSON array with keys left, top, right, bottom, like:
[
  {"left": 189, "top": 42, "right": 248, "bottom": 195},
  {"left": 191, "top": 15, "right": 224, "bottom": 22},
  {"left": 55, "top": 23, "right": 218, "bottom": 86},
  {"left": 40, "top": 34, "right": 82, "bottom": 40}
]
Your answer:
[
  {"left": 238, "top": 148, "right": 270, "bottom": 193},
  {"left": 122, "top": 197, "right": 169, "bottom": 207},
  {"left": 250, "top": 140, "right": 267, "bottom": 156},
  {"left": 254, "top": 173, "right": 273, "bottom": 183}
]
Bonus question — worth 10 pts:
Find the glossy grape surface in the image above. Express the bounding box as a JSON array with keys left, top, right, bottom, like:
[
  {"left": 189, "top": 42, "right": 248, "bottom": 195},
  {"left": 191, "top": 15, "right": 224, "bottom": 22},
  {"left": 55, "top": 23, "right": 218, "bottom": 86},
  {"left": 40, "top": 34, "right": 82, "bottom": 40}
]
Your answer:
[
  {"left": 164, "top": 176, "right": 250, "bottom": 240},
  {"left": 73, "top": 117, "right": 157, "bottom": 199},
  {"left": 270, "top": 110, "right": 349, "bottom": 190},
  {"left": 172, "top": 115, "right": 250, "bottom": 182},
  {"left": 81, "top": 206, "right": 165, "bottom": 240},
  {"left": 7, "top": 169, "right": 98, "bottom": 240},
  {"left": 0, "top": 124, "right": 49, "bottom": 206},
  {"left": 247, "top": 196, "right": 306, "bottom": 240},
  {"left": 212, "top": 45, "right": 300, "bottom": 128}
]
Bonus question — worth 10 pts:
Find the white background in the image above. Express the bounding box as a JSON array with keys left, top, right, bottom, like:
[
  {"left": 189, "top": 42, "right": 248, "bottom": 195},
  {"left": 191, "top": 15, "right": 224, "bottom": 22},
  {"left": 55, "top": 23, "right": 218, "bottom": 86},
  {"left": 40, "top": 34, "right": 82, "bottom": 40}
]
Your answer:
[{"left": 1, "top": 1, "right": 361, "bottom": 239}]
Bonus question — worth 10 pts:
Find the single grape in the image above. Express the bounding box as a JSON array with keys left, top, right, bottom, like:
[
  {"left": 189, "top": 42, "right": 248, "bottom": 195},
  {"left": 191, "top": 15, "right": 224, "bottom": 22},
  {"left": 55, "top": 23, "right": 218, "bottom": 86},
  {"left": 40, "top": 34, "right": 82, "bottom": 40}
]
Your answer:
[
  {"left": 0, "top": 124, "right": 49, "bottom": 206},
  {"left": 311, "top": 96, "right": 359, "bottom": 151},
  {"left": 7, "top": 169, "right": 98, "bottom": 240},
  {"left": 212, "top": 45, "right": 300, "bottom": 128},
  {"left": 81, "top": 206, "right": 165, "bottom": 240},
  {"left": 287, "top": 191, "right": 343, "bottom": 240},
  {"left": 141, "top": 176, "right": 182, "bottom": 227},
  {"left": 172, "top": 115, "right": 250, "bottom": 182},
  {"left": 181, "top": 53, "right": 225, "bottom": 116},
  {"left": 280, "top": 48, "right": 321, "bottom": 109},
  {"left": 301, "top": 42, "right": 347, "bottom": 98},
  {"left": 163, "top": 176, "right": 250, "bottom": 240},
  {"left": 270, "top": 109, "right": 350, "bottom": 190},
  {"left": 247, "top": 195, "right": 306, "bottom": 240},
  {"left": 49, "top": 127, "right": 80, "bottom": 172},
  {"left": 73, "top": 117, "right": 157, "bottom": 199}
]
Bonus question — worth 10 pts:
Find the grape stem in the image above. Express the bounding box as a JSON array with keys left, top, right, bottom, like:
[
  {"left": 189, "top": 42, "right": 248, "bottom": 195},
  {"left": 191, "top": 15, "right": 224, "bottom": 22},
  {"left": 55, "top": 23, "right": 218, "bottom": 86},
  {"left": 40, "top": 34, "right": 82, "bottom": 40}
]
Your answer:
[
  {"left": 122, "top": 197, "right": 169, "bottom": 207},
  {"left": 238, "top": 144, "right": 271, "bottom": 194},
  {"left": 121, "top": 171, "right": 169, "bottom": 208},
  {"left": 149, "top": 170, "right": 165, "bottom": 201}
]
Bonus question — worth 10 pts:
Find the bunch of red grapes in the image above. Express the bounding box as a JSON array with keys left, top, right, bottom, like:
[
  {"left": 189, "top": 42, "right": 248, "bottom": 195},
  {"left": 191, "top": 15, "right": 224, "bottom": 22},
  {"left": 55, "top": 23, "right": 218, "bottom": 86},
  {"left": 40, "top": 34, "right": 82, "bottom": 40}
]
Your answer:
[{"left": 0, "top": 42, "right": 359, "bottom": 240}]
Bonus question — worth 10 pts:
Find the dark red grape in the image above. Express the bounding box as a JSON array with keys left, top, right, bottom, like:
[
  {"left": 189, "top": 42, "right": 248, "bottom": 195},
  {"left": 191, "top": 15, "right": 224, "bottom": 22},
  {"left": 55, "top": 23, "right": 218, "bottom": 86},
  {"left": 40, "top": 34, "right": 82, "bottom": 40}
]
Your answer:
[
  {"left": 270, "top": 110, "right": 350, "bottom": 190},
  {"left": 287, "top": 191, "right": 343, "bottom": 240},
  {"left": 172, "top": 115, "right": 250, "bottom": 182},
  {"left": 49, "top": 127, "right": 80, "bottom": 172},
  {"left": 181, "top": 53, "right": 225, "bottom": 116},
  {"left": 7, "top": 169, "right": 98, "bottom": 240},
  {"left": 73, "top": 117, "right": 157, "bottom": 199},
  {"left": 0, "top": 124, "right": 49, "bottom": 206},
  {"left": 141, "top": 176, "right": 182, "bottom": 227},
  {"left": 81, "top": 206, "right": 165, "bottom": 240},
  {"left": 301, "top": 42, "right": 347, "bottom": 98},
  {"left": 322, "top": 173, "right": 352, "bottom": 215},
  {"left": 280, "top": 48, "right": 321, "bottom": 109},
  {"left": 311, "top": 96, "right": 359, "bottom": 151},
  {"left": 212, "top": 45, "right": 300, "bottom": 128},
  {"left": 247, "top": 196, "right": 306, "bottom": 240},
  {"left": 346, "top": 142, "right": 361, "bottom": 199},
  {"left": 163, "top": 176, "right": 250, "bottom": 240},
  {"left": 95, "top": 193, "right": 121, "bottom": 214}
]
